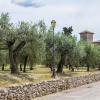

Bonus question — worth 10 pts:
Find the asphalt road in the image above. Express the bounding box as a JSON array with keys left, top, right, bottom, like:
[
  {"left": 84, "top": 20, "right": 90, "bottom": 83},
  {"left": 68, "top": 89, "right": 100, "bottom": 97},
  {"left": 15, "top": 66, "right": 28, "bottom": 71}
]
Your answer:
[{"left": 34, "top": 81, "right": 100, "bottom": 100}]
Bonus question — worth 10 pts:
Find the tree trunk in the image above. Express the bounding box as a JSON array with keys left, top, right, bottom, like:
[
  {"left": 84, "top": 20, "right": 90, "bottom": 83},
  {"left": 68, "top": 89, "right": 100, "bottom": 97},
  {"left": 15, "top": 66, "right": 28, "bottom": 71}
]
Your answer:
[
  {"left": 23, "top": 56, "right": 28, "bottom": 73},
  {"left": 57, "top": 53, "right": 65, "bottom": 73},
  {"left": 57, "top": 60, "right": 63, "bottom": 73},
  {"left": 68, "top": 65, "right": 71, "bottom": 70},
  {"left": 7, "top": 40, "right": 26, "bottom": 74},
  {"left": 2, "top": 64, "right": 5, "bottom": 71},
  {"left": 30, "top": 65, "right": 33, "bottom": 70},
  {"left": 30, "top": 63, "right": 33, "bottom": 70},
  {"left": 87, "top": 64, "right": 90, "bottom": 72},
  {"left": 70, "top": 66, "right": 74, "bottom": 72},
  {"left": 8, "top": 45, "right": 19, "bottom": 74},
  {"left": 98, "top": 63, "right": 100, "bottom": 70},
  {"left": 20, "top": 64, "right": 22, "bottom": 71},
  {"left": 69, "top": 63, "right": 74, "bottom": 72}
]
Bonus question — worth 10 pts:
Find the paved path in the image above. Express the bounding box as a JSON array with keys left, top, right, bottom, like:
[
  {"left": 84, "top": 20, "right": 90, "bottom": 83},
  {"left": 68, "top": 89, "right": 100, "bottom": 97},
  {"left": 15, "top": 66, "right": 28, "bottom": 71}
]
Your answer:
[{"left": 34, "top": 81, "right": 100, "bottom": 100}]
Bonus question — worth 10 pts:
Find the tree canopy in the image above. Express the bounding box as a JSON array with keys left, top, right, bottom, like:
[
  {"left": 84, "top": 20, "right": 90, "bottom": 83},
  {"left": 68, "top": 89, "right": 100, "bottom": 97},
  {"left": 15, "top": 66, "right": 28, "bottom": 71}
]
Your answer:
[{"left": 0, "top": 13, "right": 100, "bottom": 75}]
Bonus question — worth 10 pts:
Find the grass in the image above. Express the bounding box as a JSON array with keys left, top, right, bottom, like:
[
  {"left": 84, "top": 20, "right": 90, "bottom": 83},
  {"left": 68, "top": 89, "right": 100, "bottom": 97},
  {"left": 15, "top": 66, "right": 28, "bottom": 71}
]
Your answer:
[
  {"left": 0, "top": 65, "right": 99, "bottom": 87},
  {"left": 0, "top": 65, "right": 52, "bottom": 87}
]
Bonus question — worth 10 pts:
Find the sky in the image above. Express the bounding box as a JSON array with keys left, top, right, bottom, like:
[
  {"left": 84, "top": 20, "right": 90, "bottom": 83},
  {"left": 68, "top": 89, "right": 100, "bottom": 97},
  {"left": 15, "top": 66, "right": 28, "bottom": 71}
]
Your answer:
[{"left": 0, "top": 0, "right": 100, "bottom": 40}]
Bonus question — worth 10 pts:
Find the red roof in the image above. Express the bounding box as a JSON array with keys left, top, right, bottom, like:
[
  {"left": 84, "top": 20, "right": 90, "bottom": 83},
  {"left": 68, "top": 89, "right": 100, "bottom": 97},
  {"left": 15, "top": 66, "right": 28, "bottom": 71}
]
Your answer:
[{"left": 79, "top": 30, "right": 94, "bottom": 34}]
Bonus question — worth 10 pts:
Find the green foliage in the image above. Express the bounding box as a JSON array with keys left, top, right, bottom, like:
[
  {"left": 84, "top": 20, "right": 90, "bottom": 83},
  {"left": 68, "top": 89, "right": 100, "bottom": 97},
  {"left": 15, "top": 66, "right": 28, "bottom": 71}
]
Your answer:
[
  {"left": 18, "top": 20, "right": 46, "bottom": 67},
  {"left": 63, "top": 26, "right": 73, "bottom": 36},
  {"left": 83, "top": 42, "right": 96, "bottom": 67},
  {"left": 45, "top": 29, "right": 53, "bottom": 67},
  {"left": 0, "top": 12, "right": 100, "bottom": 74},
  {"left": 0, "top": 13, "right": 14, "bottom": 42},
  {"left": 0, "top": 13, "right": 46, "bottom": 72}
]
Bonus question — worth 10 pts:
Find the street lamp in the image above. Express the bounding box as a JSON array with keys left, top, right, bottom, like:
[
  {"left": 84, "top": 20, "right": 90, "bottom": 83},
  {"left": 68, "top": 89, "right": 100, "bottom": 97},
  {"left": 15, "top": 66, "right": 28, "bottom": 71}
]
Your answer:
[{"left": 51, "top": 20, "right": 57, "bottom": 78}]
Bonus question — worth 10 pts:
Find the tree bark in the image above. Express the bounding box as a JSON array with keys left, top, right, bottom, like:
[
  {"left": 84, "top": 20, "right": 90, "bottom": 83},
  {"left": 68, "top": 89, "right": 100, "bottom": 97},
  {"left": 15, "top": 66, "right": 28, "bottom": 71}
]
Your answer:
[
  {"left": 68, "top": 65, "right": 71, "bottom": 70},
  {"left": 2, "top": 64, "right": 5, "bottom": 71},
  {"left": 98, "top": 63, "right": 100, "bottom": 70},
  {"left": 68, "top": 62, "right": 74, "bottom": 72},
  {"left": 13, "top": 41, "right": 26, "bottom": 57},
  {"left": 20, "top": 64, "right": 22, "bottom": 71},
  {"left": 23, "top": 56, "right": 28, "bottom": 73},
  {"left": 7, "top": 40, "right": 26, "bottom": 74},
  {"left": 8, "top": 44, "right": 19, "bottom": 74},
  {"left": 70, "top": 66, "right": 74, "bottom": 72},
  {"left": 57, "top": 53, "right": 65, "bottom": 73},
  {"left": 57, "top": 60, "right": 63, "bottom": 73},
  {"left": 87, "top": 64, "right": 90, "bottom": 72},
  {"left": 67, "top": 58, "right": 74, "bottom": 72},
  {"left": 30, "top": 65, "right": 33, "bottom": 70}
]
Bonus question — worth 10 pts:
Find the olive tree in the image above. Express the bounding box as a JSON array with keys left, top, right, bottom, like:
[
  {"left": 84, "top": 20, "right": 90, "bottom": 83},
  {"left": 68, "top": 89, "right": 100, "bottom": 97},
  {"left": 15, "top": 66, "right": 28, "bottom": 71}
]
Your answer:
[{"left": 0, "top": 13, "right": 31, "bottom": 74}]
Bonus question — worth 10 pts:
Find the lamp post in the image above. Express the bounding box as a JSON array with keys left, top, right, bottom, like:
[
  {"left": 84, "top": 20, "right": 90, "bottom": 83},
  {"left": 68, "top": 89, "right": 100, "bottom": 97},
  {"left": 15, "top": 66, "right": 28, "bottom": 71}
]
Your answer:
[{"left": 51, "top": 20, "right": 57, "bottom": 78}]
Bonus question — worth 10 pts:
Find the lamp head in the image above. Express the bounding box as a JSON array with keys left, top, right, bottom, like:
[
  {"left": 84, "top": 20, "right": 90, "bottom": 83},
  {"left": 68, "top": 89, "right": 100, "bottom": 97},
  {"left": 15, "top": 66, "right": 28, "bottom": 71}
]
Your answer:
[{"left": 51, "top": 20, "right": 56, "bottom": 28}]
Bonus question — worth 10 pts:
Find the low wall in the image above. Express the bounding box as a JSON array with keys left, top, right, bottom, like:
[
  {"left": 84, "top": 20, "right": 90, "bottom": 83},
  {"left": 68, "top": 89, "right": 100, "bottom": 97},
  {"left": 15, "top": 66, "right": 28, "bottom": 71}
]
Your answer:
[{"left": 1, "top": 73, "right": 100, "bottom": 100}]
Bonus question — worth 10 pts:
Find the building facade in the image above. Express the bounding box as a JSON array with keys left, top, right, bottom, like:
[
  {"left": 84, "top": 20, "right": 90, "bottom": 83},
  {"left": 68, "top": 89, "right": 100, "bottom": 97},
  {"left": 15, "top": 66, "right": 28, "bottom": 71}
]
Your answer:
[{"left": 79, "top": 30, "right": 100, "bottom": 45}]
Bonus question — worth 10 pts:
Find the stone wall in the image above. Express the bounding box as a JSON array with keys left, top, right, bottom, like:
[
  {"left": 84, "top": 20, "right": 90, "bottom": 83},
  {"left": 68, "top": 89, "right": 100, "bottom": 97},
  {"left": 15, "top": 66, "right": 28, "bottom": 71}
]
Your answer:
[{"left": 1, "top": 73, "right": 100, "bottom": 100}]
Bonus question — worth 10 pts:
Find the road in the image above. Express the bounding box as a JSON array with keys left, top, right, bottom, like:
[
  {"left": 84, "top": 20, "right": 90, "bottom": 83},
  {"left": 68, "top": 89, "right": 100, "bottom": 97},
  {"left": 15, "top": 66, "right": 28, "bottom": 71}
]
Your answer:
[{"left": 34, "top": 81, "right": 100, "bottom": 100}]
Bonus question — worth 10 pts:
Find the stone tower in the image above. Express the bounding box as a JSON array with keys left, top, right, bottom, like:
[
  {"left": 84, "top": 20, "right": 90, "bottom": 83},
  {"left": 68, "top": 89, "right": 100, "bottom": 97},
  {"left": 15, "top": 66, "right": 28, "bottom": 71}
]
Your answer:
[{"left": 79, "top": 30, "right": 94, "bottom": 42}]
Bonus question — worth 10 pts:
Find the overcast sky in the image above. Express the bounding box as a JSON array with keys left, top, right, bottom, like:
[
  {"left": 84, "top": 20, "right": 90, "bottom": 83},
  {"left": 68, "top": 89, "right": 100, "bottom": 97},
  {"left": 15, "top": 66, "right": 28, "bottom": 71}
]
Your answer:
[{"left": 0, "top": 0, "right": 100, "bottom": 40}]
